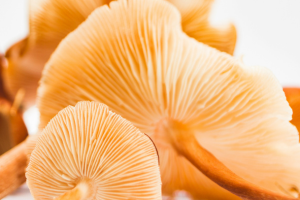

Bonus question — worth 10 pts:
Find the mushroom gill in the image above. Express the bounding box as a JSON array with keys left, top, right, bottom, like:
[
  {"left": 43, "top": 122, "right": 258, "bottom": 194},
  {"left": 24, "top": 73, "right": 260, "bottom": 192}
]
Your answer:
[
  {"left": 37, "top": 0, "right": 300, "bottom": 199},
  {"left": 4, "top": 0, "right": 235, "bottom": 108},
  {"left": 26, "top": 101, "right": 161, "bottom": 200}
]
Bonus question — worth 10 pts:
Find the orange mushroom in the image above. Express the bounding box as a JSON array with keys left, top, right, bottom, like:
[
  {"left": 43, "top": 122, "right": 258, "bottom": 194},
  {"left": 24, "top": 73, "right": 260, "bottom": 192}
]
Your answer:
[
  {"left": 283, "top": 87, "right": 300, "bottom": 135},
  {"left": 26, "top": 101, "right": 161, "bottom": 200},
  {"left": 3, "top": 0, "right": 235, "bottom": 108},
  {"left": 0, "top": 140, "right": 28, "bottom": 198},
  {"left": 0, "top": 55, "right": 27, "bottom": 155},
  {"left": 0, "top": 55, "right": 28, "bottom": 198},
  {"left": 37, "top": 0, "right": 300, "bottom": 199},
  {"left": 3, "top": 0, "right": 112, "bottom": 107},
  {"left": 0, "top": 91, "right": 28, "bottom": 155},
  {"left": 0, "top": 54, "right": 10, "bottom": 101}
]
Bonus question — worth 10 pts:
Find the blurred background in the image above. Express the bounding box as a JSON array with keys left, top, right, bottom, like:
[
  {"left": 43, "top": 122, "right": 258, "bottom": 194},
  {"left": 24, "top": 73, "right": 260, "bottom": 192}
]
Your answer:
[{"left": 0, "top": 0, "right": 300, "bottom": 199}]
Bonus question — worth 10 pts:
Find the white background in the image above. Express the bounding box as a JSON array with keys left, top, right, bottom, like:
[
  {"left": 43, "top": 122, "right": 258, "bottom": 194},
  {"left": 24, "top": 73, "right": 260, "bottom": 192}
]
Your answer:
[{"left": 0, "top": 0, "right": 300, "bottom": 199}]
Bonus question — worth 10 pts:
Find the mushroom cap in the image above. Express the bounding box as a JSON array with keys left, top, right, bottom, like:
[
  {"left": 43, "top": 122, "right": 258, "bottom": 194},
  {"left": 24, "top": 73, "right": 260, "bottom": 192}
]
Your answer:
[
  {"left": 4, "top": 0, "right": 234, "bottom": 107},
  {"left": 37, "top": 0, "right": 300, "bottom": 198},
  {"left": 28, "top": 0, "right": 112, "bottom": 53},
  {"left": 26, "top": 101, "right": 161, "bottom": 200}
]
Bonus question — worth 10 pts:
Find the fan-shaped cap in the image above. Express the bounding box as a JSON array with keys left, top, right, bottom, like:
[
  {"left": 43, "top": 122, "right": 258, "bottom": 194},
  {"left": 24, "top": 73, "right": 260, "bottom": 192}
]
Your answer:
[
  {"left": 27, "top": 101, "right": 161, "bottom": 200},
  {"left": 4, "top": 0, "right": 235, "bottom": 108},
  {"left": 28, "top": 0, "right": 112, "bottom": 51},
  {"left": 37, "top": 0, "right": 300, "bottom": 198}
]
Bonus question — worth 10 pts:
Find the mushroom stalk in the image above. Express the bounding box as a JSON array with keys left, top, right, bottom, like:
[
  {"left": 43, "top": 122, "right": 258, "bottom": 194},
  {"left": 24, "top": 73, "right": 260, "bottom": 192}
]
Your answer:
[
  {"left": 0, "top": 140, "right": 27, "bottom": 199},
  {"left": 0, "top": 89, "right": 28, "bottom": 155},
  {"left": 54, "top": 181, "right": 91, "bottom": 200},
  {"left": 0, "top": 54, "right": 10, "bottom": 100},
  {"left": 163, "top": 121, "right": 296, "bottom": 200}
]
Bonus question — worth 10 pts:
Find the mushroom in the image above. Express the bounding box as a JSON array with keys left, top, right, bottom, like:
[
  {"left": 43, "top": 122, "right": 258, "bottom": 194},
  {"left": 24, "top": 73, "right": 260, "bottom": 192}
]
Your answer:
[
  {"left": 0, "top": 56, "right": 28, "bottom": 198},
  {"left": 0, "top": 135, "right": 39, "bottom": 199},
  {"left": 3, "top": 0, "right": 235, "bottom": 108},
  {"left": 3, "top": 0, "right": 112, "bottom": 107},
  {"left": 283, "top": 87, "right": 300, "bottom": 136},
  {"left": 0, "top": 139, "right": 28, "bottom": 199},
  {"left": 0, "top": 90, "right": 28, "bottom": 155},
  {"left": 0, "top": 54, "right": 10, "bottom": 101},
  {"left": 0, "top": 55, "right": 28, "bottom": 155},
  {"left": 26, "top": 101, "right": 161, "bottom": 200},
  {"left": 36, "top": 0, "right": 300, "bottom": 199}
]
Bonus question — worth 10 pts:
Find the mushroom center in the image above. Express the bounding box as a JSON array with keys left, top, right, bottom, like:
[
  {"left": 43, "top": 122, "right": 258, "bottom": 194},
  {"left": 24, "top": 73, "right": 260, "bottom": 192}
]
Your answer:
[
  {"left": 73, "top": 178, "right": 95, "bottom": 200},
  {"left": 153, "top": 119, "right": 192, "bottom": 152}
]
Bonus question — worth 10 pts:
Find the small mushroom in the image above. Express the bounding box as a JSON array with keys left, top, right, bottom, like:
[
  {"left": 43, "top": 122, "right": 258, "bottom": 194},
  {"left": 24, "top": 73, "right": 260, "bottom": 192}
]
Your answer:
[
  {"left": 26, "top": 101, "right": 161, "bottom": 200},
  {"left": 37, "top": 0, "right": 300, "bottom": 199},
  {"left": 4, "top": 0, "right": 235, "bottom": 108},
  {"left": 0, "top": 55, "right": 28, "bottom": 155},
  {"left": 0, "top": 56, "right": 28, "bottom": 198},
  {"left": 283, "top": 87, "right": 300, "bottom": 136}
]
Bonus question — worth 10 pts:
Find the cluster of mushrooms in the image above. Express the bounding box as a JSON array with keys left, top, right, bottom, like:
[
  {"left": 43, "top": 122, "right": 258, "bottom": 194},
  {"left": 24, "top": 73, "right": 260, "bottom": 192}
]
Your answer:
[{"left": 0, "top": 0, "right": 300, "bottom": 199}]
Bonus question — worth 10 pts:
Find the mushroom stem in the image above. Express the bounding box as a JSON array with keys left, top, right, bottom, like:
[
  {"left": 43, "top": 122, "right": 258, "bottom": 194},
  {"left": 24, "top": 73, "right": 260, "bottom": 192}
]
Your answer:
[
  {"left": 0, "top": 140, "right": 27, "bottom": 199},
  {"left": 0, "top": 54, "right": 10, "bottom": 101},
  {"left": 163, "top": 121, "right": 297, "bottom": 200},
  {"left": 0, "top": 90, "right": 28, "bottom": 155},
  {"left": 54, "top": 180, "right": 92, "bottom": 200}
]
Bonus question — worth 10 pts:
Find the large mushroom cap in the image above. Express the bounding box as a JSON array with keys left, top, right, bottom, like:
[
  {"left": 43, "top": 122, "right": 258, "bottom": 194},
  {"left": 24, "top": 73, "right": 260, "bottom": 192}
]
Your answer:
[
  {"left": 26, "top": 101, "right": 161, "bottom": 200},
  {"left": 37, "top": 0, "right": 300, "bottom": 198},
  {"left": 4, "top": 0, "right": 235, "bottom": 107}
]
